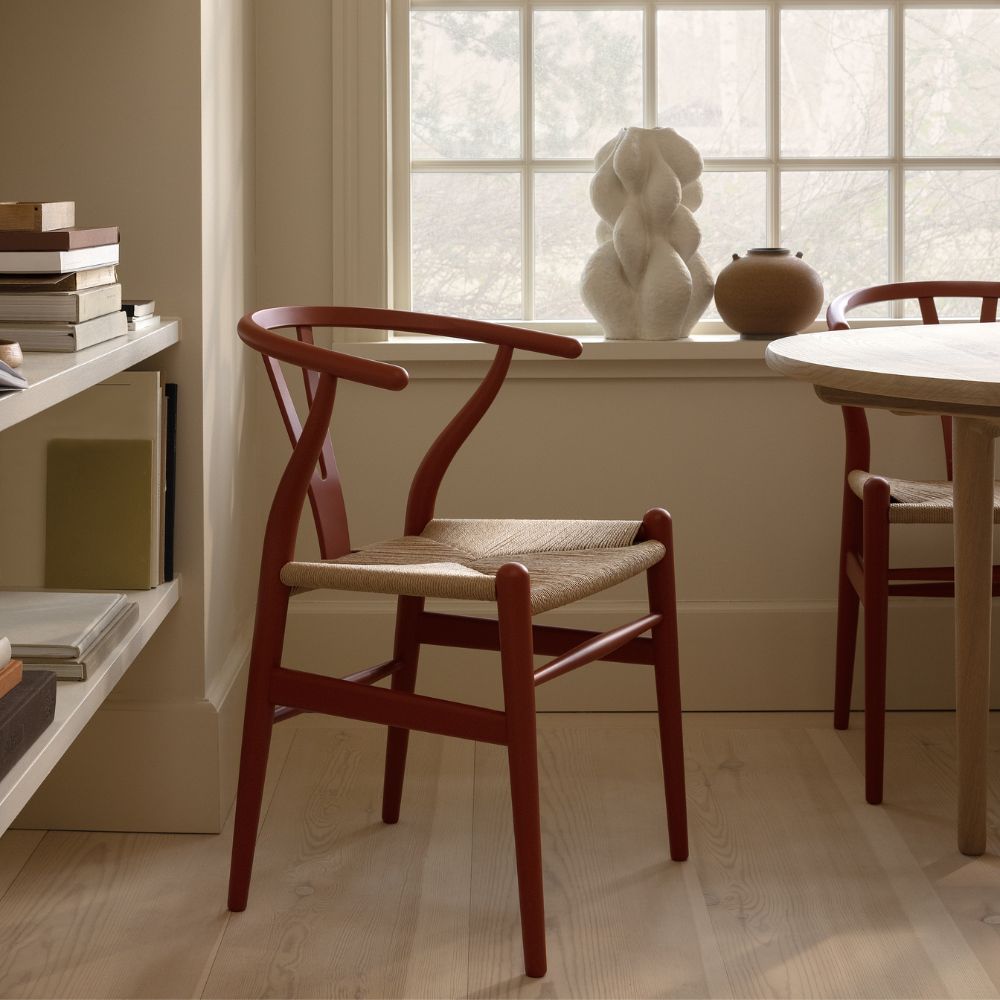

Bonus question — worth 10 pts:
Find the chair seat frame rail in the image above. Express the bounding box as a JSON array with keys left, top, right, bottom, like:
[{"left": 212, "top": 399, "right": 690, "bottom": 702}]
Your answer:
[{"left": 227, "top": 306, "right": 688, "bottom": 979}]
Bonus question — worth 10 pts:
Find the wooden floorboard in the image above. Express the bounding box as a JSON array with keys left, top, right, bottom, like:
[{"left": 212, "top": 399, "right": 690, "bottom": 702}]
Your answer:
[
  {"left": 0, "top": 716, "right": 297, "bottom": 999},
  {"left": 1, "top": 713, "right": 1000, "bottom": 998},
  {"left": 201, "top": 727, "right": 475, "bottom": 999}
]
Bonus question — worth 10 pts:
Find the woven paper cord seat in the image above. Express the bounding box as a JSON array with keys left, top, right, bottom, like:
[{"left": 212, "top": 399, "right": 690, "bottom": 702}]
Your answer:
[
  {"left": 848, "top": 470, "right": 1000, "bottom": 525},
  {"left": 281, "top": 518, "right": 665, "bottom": 615}
]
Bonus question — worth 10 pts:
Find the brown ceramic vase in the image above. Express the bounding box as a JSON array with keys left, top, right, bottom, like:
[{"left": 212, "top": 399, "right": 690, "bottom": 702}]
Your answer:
[{"left": 714, "top": 248, "right": 824, "bottom": 337}]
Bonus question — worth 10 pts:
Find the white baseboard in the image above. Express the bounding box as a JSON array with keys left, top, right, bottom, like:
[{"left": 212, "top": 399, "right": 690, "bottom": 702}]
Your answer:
[
  {"left": 283, "top": 594, "right": 992, "bottom": 712},
  {"left": 18, "top": 594, "right": 984, "bottom": 833}
]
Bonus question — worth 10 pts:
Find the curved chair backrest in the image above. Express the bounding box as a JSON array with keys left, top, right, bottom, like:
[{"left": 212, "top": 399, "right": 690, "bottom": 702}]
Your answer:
[
  {"left": 238, "top": 306, "right": 582, "bottom": 570},
  {"left": 826, "top": 281, "right": 1000, "bottom": 481}
]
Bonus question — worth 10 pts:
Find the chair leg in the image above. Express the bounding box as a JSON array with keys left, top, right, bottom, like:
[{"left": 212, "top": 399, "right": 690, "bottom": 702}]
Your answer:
[
  {"left": 382, "top": 596, "right": 424, "bottom": 824},
  {"left": 643, "top": 509, "right": 688, "bottom": 863},
  {"left": 862, "top": 480, "right": 891, "bottom": 805},
  {"left": 497, "top": 564, "right": 546, "bottom": 980},
  {"left": 228, "top": 585, "right": 289, "bottom": 911},
  {"left": 834, "top": 491, "right": 863, "bottom": 730}
]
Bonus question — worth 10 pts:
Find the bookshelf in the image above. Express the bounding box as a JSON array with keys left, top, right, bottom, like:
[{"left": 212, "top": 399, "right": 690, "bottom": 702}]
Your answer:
[
  {"left": 0, "top": 579, "right": 179, "bottom": 831},
  {"left": 0, "top": 319, "right": 181, "bottom": 835},
  {"left": 0, "top": 319, "right": 179, "bottom": 433}
]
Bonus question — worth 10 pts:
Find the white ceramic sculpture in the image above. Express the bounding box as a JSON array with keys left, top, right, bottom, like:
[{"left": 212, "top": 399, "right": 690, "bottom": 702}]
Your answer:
[{"left": 581, "top": 127, "right": 714, "bottom": 341}]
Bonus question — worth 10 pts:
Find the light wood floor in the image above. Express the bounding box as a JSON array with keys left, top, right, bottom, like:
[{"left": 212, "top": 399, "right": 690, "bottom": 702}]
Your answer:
[{"left": 2, "top": 712, "right": 1000, "bottom": 999}]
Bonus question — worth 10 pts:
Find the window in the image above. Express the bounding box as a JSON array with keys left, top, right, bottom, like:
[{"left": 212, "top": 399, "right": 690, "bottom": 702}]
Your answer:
[{"left": 392, "top": 2, "right": 1000, "bottom": 328}]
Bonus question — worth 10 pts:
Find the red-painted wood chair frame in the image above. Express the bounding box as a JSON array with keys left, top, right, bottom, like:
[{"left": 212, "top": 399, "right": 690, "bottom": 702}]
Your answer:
[
  {"left": 228, "top": 306, "right": 688, "bottom": 978},
  {"left": 827, "top": 281, "right": 1000, "bottom": 806}
]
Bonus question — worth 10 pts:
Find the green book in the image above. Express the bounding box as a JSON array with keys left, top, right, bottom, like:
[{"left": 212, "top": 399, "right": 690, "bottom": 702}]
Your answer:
[{"left": 45, "top": 439, "right": 154, "bottom": 591}]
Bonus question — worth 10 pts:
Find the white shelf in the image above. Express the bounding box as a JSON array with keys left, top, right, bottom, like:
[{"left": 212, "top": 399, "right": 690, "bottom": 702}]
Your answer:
[
  {"left": 0, "top": 578, "right": 180, "bottom": 832},
  {"left": 0, "top": 319, "right": 179, "bottom": 433}
]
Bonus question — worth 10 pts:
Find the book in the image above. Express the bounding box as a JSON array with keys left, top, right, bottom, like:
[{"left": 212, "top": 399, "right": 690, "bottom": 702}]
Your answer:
[
  {"left": 0, "top": 658, "right": 21, "bottom": 700},
  {"left": 0, "top": 309, "right": 127, "bottom": 352},
  {"left": 0, "top": 639, "right": 9, "bottom": 666},
  {"left": 0, "top": 227, "right": 118, "bottom": 252},
  {"left": 21, "top": 601, "right": 139, "bottom": 681},
  {"left": 0, "top": 283, "right": 121, "bottom": 323},
  {"left": 128, "top": 314, "right": 160, "bottom": 332},
  {"left": 0, "top": 202, "right": 74, "bottom": 232},
  {"left": 1, "top": 591, "right": 128, "bottom": 657},
  {"left": 45, "top": 440, "right": 155, "bottom": 590},
  {"left": 0, "top": 371, "right": 163, "bottom": 588},
  {"left": 0, "top": 671, "right": 56, "bottom": 782},
  {"left": 0, "top": 243, "right": 119, "bottom": 274},
  {"left": 163, "top": 384, "right": 178, "bottom": 581},
  {"left": 122, "top": 299, "right": 155, "bottom": 319},
  {"left": 0, "top": 360, "right": 28, "bottom": 392},
  {"left": 0, "top": 265, "right": 118, "bottom": 292}
]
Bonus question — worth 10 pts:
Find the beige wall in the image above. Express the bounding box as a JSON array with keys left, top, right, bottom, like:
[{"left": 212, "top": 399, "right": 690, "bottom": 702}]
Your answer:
[
  {"left": 0, "top": 0, "right": 206, "bottom": 704},
  {"left": 0, "top": 0, "right": 259, "bottom": 831},
  {"left": 200, "top": 0, "right": 259, "bottom": 698}
]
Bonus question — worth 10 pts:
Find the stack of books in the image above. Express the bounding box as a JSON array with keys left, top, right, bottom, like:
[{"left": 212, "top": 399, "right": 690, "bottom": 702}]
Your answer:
[
  {"left": 0, "top": 201, "right": 125, "bottom": 352},
  {"left": 1, "top": 592, "right": 139, "bottom": 682},
  {"left": 0, "top": 635, "right": 56, "bottom": 783}
]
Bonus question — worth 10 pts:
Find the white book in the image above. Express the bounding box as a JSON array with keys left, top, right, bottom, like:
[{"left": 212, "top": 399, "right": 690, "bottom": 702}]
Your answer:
[
  {"left": 21, "top": 601, "right": 139, "bottom": 680},
  {"left": 0, "top": 359, "right": 27, "bottom": 392},
  {"left": 127, "top": 314, "right": 161, "bottom": 332},
  {"left": 0, "top": 244, "right": 120, "bottom": 274},
  {"left": 0, "top": 591, "right": 128, "bottom": 658},
  {"left": 0, "top": 283, "right": 122, "bottom": 323},
  {"left": 0, "top": 310, "right": 128, "bottom": 352}
]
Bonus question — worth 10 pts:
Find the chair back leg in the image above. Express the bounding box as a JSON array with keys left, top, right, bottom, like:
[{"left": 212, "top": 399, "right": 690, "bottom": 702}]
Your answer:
[
  {"left": 644, "top": 510, "right": 689, "bottom": 862},
  {"left": 834, "top": 489, "right": 863, "bottom": 730},
  {"left": 497, "top": 564, "right": 547, "bottom": 979},
  {"left": 382, "top": 595, "right": 425, "bottom": 824},
  {"left": 228, "top": 582, "right": 291, "bottom": 910},
  {"left": 862, "top": 479, "right": 891, "bottom": 805}
]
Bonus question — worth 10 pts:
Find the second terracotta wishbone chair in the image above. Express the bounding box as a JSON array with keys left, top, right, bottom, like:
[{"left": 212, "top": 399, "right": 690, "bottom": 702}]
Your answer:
[
  {"left": 227, "top": 306, "right": 688, "bottom": 979},
  {"left": 827, "top": 280, "right": 1000, "bottom": 805}
]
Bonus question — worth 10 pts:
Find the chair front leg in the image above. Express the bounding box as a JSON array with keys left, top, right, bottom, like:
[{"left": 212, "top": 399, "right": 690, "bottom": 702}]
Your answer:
[
  {"left": 228, "top": 579, "right": 290, "bottom": 911},
  {"left": 497, "top": 563, "right": 547, "bottom": 979},
  {"left": 382, "top": 595, "right": 424, "bottom": 824},
  {"left": 643, "top": 509, "right": 688, "bottom": 863}
]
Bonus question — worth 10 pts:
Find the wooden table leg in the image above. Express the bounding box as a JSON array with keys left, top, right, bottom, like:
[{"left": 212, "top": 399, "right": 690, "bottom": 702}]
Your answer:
[{"left": 952, "top": 416, "right": 998, "bottom": 856}]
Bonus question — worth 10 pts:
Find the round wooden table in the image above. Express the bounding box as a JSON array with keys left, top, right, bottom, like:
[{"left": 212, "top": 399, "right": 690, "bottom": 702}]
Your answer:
[{"left": 766, "top": 322, "right": 1000, "bottom": 856}]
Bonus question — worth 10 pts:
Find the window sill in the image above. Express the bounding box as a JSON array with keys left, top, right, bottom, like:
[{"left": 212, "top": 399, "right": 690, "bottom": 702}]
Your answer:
[{"left": 331, "top": 334, "right": 781, "bottom": 380}]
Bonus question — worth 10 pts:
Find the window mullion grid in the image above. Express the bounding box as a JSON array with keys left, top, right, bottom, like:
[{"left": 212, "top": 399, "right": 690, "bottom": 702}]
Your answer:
[
  {"left": 890, "top": 0, "right": 905, "bottom": 317},
  {"left": 767, "top": 1, "right": 780, "bottom": 247},
  {"left": 644, "top": 2, "right": 656, "bottom": 129},
  {"left": 521, "top": 2, "right": 534, "bottom": 321}
]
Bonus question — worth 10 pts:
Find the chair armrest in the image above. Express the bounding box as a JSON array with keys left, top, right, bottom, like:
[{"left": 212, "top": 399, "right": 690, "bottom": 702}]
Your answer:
[
  {"left": 340, "top": 307, "right": 583, "bottom": 359},
  {"left": 238, "top": 313, "right": 409, "bottom": 390}
]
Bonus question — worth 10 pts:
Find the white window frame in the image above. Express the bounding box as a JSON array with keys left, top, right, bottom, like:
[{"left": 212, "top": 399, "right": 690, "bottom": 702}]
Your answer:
[{"left": 389, "top": 0, "right": 1000, "bottom": 336}]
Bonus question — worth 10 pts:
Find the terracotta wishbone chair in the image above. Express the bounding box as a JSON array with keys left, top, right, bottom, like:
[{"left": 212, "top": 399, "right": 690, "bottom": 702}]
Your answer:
[
  {"left": 227, "top": 306, "right": 688, "bottom": 979},
  {"left": 827, "top": 281, "right": 1000, "bottom": 805}
]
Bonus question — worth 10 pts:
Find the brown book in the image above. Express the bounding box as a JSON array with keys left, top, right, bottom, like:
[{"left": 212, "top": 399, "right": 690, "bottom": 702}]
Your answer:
[
  {"left": 0, "top": 265, "right": 117, "bottom": 292},
  {"left": 0, "top": 202, "right": 74, "bottom": 232},
  {"left": 0, "top": 659, "right": 23, "bottom": 700},
  {"left": 0, "top": 227, "right": 119, "bottom": 251}
]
